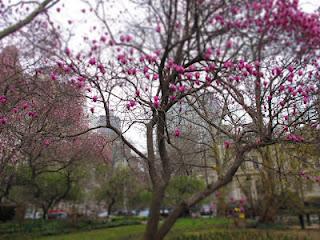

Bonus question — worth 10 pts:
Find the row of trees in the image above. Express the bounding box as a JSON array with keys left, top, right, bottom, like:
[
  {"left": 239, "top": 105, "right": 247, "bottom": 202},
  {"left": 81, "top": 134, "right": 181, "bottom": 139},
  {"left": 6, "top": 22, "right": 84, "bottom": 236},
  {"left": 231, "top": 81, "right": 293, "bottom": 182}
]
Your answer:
[{"left": 0, "top": 44, "right": 114, "bottom": 218}]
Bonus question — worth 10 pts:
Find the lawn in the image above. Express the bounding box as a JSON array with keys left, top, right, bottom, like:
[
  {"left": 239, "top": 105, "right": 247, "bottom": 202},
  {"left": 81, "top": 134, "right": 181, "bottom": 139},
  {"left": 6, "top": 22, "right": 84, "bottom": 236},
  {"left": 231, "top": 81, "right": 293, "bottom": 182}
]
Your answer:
[
  {"left": 1, "top": 218, "right": 319, "bottom": 240},
  {"left": 0, "top": 218, "right": 229, "bottom": 240}
]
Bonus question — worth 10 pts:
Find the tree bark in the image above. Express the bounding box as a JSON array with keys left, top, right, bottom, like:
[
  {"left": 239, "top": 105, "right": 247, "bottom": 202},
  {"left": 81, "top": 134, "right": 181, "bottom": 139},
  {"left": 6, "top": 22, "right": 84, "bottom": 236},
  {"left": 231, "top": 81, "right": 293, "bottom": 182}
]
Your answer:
[
  {"left": 143, "top": 186, "right": 166, "bottom": 240},
  {"left": 306, "top": 213, "right": 311, "bottom": 226},
  {"left": 107, "top": 198, "right": 115, "bottom": 216},
  {"left": 154, "top": 149, "right": 247, "bottom": 240},
  {"left": 299, "top": 214, "right": 305, "bottom": 229},
  {"left": 42, "top": 206, "right": 48, "bottom": 220}
]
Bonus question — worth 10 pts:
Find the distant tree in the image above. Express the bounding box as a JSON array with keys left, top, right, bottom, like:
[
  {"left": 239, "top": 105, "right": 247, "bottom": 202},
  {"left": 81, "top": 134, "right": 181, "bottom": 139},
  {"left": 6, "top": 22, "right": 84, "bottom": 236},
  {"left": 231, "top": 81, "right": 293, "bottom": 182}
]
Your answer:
[
  {"left": 165, "top": 176, "right": 205, "bottom": 208},
  {"left": 94, "top": 165, "right": 140, "bottom": 215}
]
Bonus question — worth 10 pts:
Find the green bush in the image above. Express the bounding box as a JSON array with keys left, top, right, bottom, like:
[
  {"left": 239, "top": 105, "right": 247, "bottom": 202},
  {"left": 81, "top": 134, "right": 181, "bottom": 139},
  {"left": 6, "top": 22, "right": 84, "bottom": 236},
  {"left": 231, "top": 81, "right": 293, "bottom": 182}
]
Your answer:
[
  {"left": 0, "top": 218, "right": 141, "bottom": 236},
  {"left": 172, "top": 231, "right": 310, "bottom": 240},
  {"left": 0, "top": 205, "right": 15, "bottom": 222}
]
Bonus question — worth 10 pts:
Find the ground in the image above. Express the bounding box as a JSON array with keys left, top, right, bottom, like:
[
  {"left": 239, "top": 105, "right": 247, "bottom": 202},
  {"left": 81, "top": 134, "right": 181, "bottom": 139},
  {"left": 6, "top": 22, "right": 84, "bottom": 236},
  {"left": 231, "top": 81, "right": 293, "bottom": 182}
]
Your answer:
[{"left": 1, "top": 218, "right": 319, "bottom": 240}]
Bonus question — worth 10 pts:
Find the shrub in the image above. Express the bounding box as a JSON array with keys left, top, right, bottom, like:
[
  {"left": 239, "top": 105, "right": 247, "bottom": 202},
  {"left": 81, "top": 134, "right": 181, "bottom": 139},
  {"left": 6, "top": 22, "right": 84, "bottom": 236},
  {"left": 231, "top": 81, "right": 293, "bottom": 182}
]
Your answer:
[
  {"left": 0, "top": 218, "right": 141, "bottom": 236},
  {"left": 172, "top": 231, "right": 310, "bottom": 240},
  {"left": 0, "top": 205, "right": 15, "bottom": 222}
]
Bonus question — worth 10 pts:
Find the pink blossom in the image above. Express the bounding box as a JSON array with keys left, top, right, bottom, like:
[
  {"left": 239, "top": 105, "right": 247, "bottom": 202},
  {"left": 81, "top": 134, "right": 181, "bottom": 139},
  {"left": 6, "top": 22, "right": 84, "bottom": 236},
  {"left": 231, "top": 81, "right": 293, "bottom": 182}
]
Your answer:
[
  {"left": 0, "top": 95, "right": 7, "bottom": 104},
  {"left": 153, "top": 74, "right": 159, "bottom": 81},
  {"left": 170, "top": 95, "right": 176, "bottom": 101},
  {"left": 226, "top": 40, "right": 233, "bottom": 48},
  {"left": 153, "top": 96, "right": 160, "bottom": 108},
  {"left": 287, "top": 134, "right": 304, "bottom": 142},
  {"left": 50, "top": 72, "right": 57, "bottom": 81},
  {"left": 178, "top": 85, "right": 186, "bottom": 93},
  {"left": 208, "top": 64, "right": 216, "bottom": 72},
  {"left": 0, "top": 117, "right": 7, "bottom": 125},
  {"left": 89, "top": 57, "right": 97, "bottom": 65},
  {"left": 224, "top": 141, "right": 231, "bottom": 149},
  {"left": 98, "top": 64, "right": 106, "bottom": 74},
  {"left": 204, "top": 48, "right": 212, "bottom": 59},
  {"left": 127, "top": 100, "right": 137, "bottom": 110},
  {"left": 205, "top": 75, "right": 212, "bottom": 84},
  {"left": 65, "top": 47, "right": 71, "bottom": 56},
  {"left": 156, "top": 25, "right": 161, "bottom": 33},
  {"left": 28, "top": 111, "right": 37, "bottom": 118},
  {"left": 185, "top": 72, "right": 193, "bottom": 80},
  {"left": 100, "top": 36, "right": 107, "bottom": 42},
  {"left": 188, "top": 65, "right": 196, "bottom": 71},
  {"left": 174, "top": 128, "right": 181, "bottom": 137},
  {"left": 154, "top": 49, "right": 161, "bottom": 56},
  {"left": 175, "top": 65, "right": 185, "bottom": 74},
  {"left": 43, "top": 139, "right": 50, "bottom": 147},
  {"left": 154, "top": 96, "right": 159, "bottom": 102},
  {"left": 143, "top": 66, "right": 148, "bottom": 74},
  {"left": 288, "top": 66, "right": 294, "bottom": 72},
  {"left": 223, "top": 60, "right": 233, "bottom": 69},
  {"left": 169, "top": 84, "right": 177, "bottom": 92},
  {"left": 263, "top": 81, "right": 268, "bottom": 87},
  {"left": 272, "top": 67, "right": 282, "bottom": 76},
  {"left": 92, "top": 96, "right": 98, "bottom": 102},
  {"left": 299, "top": 170, "right": 305, "bottom": 177},
  {"left": 127, "top": 68, "right": 137, "bottom": 75},
  {"left": 22, "top": 103, "right": 29, "bottom": 110},
  {"left": 125, "top": 35, "right": 133, "bottom": 42}
]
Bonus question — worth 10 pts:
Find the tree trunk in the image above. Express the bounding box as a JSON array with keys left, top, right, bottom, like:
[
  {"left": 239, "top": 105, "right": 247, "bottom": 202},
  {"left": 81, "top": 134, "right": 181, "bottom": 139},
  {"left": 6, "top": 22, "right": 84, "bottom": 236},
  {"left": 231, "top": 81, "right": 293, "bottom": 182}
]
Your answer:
[
  {"left": 107, "top": 198, "right": 115, "bottom": 216},
  {"left": 143, "top": 186, "right": 165, "bottom": 240},
  {"left": 217, "top": 188, "right": 227, "bottom": 217},
  {"left": 143, "top": 144, "right": 248, "bottom": 240},
  {"left": 299, "top": 214, "right": 305, "bottom": 229},
  {"left": 155, "top": 203, "right": 186, "bottom": 240},
  {"left": 306, "top": 213, "right": 311, "bottom": 226},
  {"left": 42, "top": 206, "right": 48, "bottom": 220},
  {"left": 259, "top": 196, "right": 278, "bottom": 223}
]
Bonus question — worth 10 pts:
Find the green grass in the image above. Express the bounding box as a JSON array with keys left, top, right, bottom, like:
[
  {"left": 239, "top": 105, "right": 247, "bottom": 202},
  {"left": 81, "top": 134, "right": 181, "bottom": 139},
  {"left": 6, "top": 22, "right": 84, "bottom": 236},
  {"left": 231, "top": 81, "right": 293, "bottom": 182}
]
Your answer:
[
  {"left": 40, "top": 224, "right": 144, "bottom": 240},
  {"left": 0, "top": 218, "right": 141, "bottom": 238},
  {"left": 0, "top": 218, "right": 228, "bottom": 240},
  {"left": 41, "top": 218, "right": 230, "bottom": 240},
  {"left": 1, "top": 218, "right": 318, "bottom": 240}
]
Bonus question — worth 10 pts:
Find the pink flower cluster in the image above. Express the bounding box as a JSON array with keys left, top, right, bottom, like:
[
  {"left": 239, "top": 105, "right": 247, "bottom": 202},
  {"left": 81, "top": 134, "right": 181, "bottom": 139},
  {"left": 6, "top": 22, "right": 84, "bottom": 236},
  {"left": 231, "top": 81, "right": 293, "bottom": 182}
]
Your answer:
[
  {"left": 127, "top": 100, "right": 136, "bottom": 110},
  {"left": 0, "top": 95, "right": 7, "bottom": 104},
  {"left": 299, "top": 171, "right": 320, "bottom": 183},
  {"left": 174, "top": 128, "right": 181, "bottom": 137},
  {"left": 0, "top": 116, "right": 7, "bottom": 125},
  {"left": 224, "top": 141, "right": 231, "bottom": 149},
  {"left": 153, "top": 96, "right": 160, "bottom": 109},
  {"left": 286, "top": 134, "right": 304, "bottom": 143}
]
